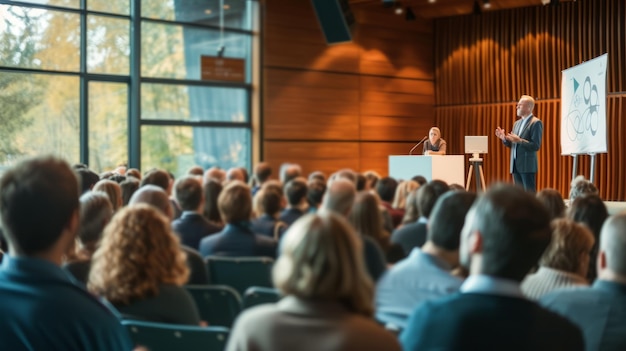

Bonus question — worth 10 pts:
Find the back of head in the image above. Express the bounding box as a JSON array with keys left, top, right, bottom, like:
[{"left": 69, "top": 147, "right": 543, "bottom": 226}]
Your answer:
[
  {"left": 187, "top": 166, "right": 204, "bottom": 177},
  {"left": 0, "top": 156, "right": 79, "bottom": 255},
  {"left": 569, "top": 175, "right": 598, "bottom": 202},
  {"left": 140, "top": 169, "right": 170, "bottom": 192},
  {"left": 129, "top": 185, "right": 172, "bottom": 219},
  {"left": 462, "top": 183, "right": 552, "bottom": 281},
  {"left": 279, "top": 163, "right": 302, "bottom": 184},
  {"left": 417, "top": 181, "right": 450, "bottom": 219},
  {"left": 307, "top": 178, "right": 326, "bottom": 208},
  {"left": 78, "top": 191, "right": 113, "bottom": 249},
  {"left": 75, "top": 167, "right": 100, "bottom": 194},
  {"left": 273, "top": 212, "right": 374, "bottom": 316},
  {"left": 284, "top": 178, "right": 308, "bottom": 206},
  {"left": 204, "top": 167, "right": 226, "bottom": 184},
  {"left": 321, "top": 178, "right": 356, "bottom": 216},
  {"left": 307, "top": 171, "right": 326, "bottom": 184},
  {"left": 88, "top": 204, "right": 188, "bottom": 304},
  {"left": 202, "top": 179, "right": 223, "bottom": 224},
  {"left": 226, "top": 167, "right": 245, "bottom": 182},
  {"left": 363, "top": 170, "right": 380, "bottom": 190},
  {"left": 599, "top": 212, "right": 626, "bottom": 278},
  {"left": 349, "top": 191, "right": 383, "bottom": 240},
  {"left": 537, "top": 188, "right": 566, "bottom": 219},
  {"left": 93, "top": 179, "right": 122, "bottom": 211},
  {"left": 126, "top": 168, "right": 142, "bottom": 180},
  {"left": 218, "top": 180, "right": 252, "bottom": 223},
  {"left": 120, "top": 177, "right": 140, "bottom": 206},
  {"left": 375, "top": 177, "right": 398, "bottom": 203},
  {"left": 539, "top": 218, "right": 594, "bottom": 275},
  {"left": 567, "top": 194, "right": 608, "bottom": 238},
  {"left": 254, "top": 186, "right": 283, "bottom": 217},
  {"left": 428, "top": 191, "right": 477, "bottom": 251},
  {"left": 412, "top": 175, "right": 427, "bottom": 186},
  {"left": 393, "top": 180, "right": 419, "bottom": 209},
  {"left": 174, "top": 175, "right": 203, "bottom": 212},
  {"left": 254, "top": 162, "right": 272, "bottom": 183}
]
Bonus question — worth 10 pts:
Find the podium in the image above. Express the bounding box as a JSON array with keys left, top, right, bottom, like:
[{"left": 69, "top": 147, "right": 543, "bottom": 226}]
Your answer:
[{"left": 389, "top": 155, "right": 465, "bottom": 185}]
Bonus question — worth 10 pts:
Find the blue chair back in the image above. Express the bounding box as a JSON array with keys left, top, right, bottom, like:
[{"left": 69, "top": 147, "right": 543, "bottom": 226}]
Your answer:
[
  {"left": 242, "top": 286, "right": 281, "bottom": 310},
  {"left": 205, "top": 256, "right": 274, "bottom": 296},
  {"left": 122, "top": 320, "right": 229, "bottom": 351},
  {"left": 185, "top": 285, "right": 242, "bottom": 327}
]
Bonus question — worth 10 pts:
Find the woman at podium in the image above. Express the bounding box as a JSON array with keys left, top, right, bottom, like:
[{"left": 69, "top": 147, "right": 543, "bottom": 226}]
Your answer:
[{"left": 423, "top": 127, "right": 447, "bottom": 155}]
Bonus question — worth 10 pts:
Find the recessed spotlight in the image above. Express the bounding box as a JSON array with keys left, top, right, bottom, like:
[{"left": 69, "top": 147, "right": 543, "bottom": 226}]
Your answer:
[{"left": 483, "top": 0, "right": 491, "bottom": 9}]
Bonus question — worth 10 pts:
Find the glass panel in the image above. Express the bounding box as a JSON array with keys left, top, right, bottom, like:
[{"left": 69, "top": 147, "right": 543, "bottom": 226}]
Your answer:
[
  {"left": 88, "top": 0, "right": 130, "bottom": 15},
  {"left": 0, "top": 5, "right": 80, "bottom": 71},
  {"left": 142, "top": 84, "right": 247, "bottom": 122},
  {"left": 0, "top": 72, "right": 79, "bottom": 166},
  {"left": 141, "top": 21, "right": 251, "bottom": 81},
  {"left": 142, "top": 0, "right": 252, "bottom": 31},
  {"left": 89, "top": 82, "right": 128, "bottom": 173},
  {"left": 141, "top": 126, "right": 250, "bottom": 177},
  {"left": 8, "top": 0, "right": 79, "bottom": 9},
  {"left": 87, "top": 15, "right": 130, "bottom": 74}
]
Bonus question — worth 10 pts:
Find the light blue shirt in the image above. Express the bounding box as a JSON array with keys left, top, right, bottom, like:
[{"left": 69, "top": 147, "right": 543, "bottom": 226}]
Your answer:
[
  {"left": 375, "top": 248, "right": 463, "bottom": 329},
  {"left": 460, "top": 274, "right": 525, "bottom": 298}
]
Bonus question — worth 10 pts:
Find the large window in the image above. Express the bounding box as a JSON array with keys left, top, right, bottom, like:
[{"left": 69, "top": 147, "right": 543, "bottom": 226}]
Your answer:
[{"left": 0, "top": 0, "right": 257, "bottom": 176}]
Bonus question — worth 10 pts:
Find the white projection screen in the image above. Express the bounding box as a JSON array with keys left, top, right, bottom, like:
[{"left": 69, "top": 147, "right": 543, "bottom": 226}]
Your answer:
[{"left": 560, "top": 53, "right": 608, "bottom": 155}]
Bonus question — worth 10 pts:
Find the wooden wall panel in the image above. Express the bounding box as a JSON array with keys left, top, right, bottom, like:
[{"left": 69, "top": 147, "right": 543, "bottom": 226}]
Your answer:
[
  {"left": 263, "top": 0, "right": 435, "bottom": 176},
  {"left": 434, "top": 0, "right": 626, "bottom": 199}
]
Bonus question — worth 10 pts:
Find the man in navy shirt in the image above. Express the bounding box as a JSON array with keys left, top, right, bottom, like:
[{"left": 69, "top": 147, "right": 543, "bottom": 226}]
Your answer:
[{"left": 0, "top": 156, "right": 133, "bottom": 350}]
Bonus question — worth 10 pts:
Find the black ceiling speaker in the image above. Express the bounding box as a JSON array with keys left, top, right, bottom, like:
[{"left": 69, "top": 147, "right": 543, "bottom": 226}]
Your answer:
[{"left": 310, "top": 0, "right": 355, "bottom": 44}]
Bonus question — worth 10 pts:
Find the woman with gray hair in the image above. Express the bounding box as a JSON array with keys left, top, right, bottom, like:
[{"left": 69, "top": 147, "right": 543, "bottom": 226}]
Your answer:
[{"left": 226, "top": 212, "right": 401, "bottom": 351}]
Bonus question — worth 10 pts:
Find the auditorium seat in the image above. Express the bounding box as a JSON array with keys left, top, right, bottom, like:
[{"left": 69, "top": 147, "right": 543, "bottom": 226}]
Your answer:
[
  {"left": 185, "top": 285, "right": 242, "bottom": 327},
  {"left": 122, "top": 320, "right": 229, "bottom": 351},
  {"left": 205, "top": 256, "right": 274, "bottom": 296}
]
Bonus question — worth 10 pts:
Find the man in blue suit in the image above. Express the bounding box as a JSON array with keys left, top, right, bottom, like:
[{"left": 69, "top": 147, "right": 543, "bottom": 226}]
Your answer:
[
  {"left": 401, "top": 184, "right": 583, "bottom": 351},
  {"left": 541, "top": 212, "right": 626, "bottom": 351},
  {"left": 495, "top": 95, "right": 543, "bottom": 192}
]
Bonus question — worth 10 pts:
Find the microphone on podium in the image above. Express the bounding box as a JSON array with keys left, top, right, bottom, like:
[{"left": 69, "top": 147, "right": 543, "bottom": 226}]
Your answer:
[{"left": 409, "top": 136, "right": 428, "bottom": 155}]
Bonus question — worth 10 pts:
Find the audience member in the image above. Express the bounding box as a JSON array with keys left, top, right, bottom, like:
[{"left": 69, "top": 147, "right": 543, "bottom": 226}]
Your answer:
[
  {"left": 187, "top": 165, "right": 204, "bottom": 177},
  {"left": 204, "top": 166, "right": 226, "bottom": 184},
  {"left": 541, "top": 211, "right": 626, "bottom": 351},
  {"left": 376, "top": 191, "right": 476, "bottom": 330},
  {"left": 279, "top": 178, "right": 309, "bottom": 226},
  {"left": 0, "top": 156, "right": 132, "bottom": 349},
  {"left": 400, "top": 184, "right": 583, "bottom": 351},
  {"left": 129, "top": 185, "right": 210, "bottom": 285},
  {"left": 141, "top": 168, "right": 180, "bottom": 219},
  {"left": 75, "top": 166, "right": 100, "bottom": 194},
  {"left": 226, "top": 167, "right": 246, "bottom": 182},
  {"left": 89, "top": 204, "right": 200, "bottom": 325},
  {"left": 349, "top": 191, "right": 404, "bottom": 263},
  {"left": 64, "top": 191, "right": 114, "bottom": 284},
  {"left": 321, "top": 178, "right": 387, "bottom": 282},
  {"left": 126, "top": 168, "right": 141, "bottom": 180},
  {"left": 568, "top": 194, "right": 609, "bottom": 282},
  {"left": 120, "top": 177, "right": 140, "bottom": 206},
  {"left": 411, "top": 175, "right": 427, "bottom": 186},
  {"left": 252, "top": 184, "right": 287, "bottom": 239},
  {"left": 537, "top": 188, "right": 566, "bottom": 219},
  {"left": 569, "top": 175, "right": 598, "bottom": 202},
  {"left": 306, "top": 178, "right": 326, "bottom": 213},
  {"left": 307, "top": 170, "right": 326, "bottom": 183},
  {"left": 172, "top": 176, "right": 221, "bottom": 250},
  {"left": 363, "top": 170, "right": 380, "bottom": 190},
  {"left": 226, "top": 212, "right": 401, "bottom": 351},
  {"left": 391, "top": 180, "right": 450, "bottom": 254},
  {"left": 279, "top": 163, "right": 301, "bottom": 184},
  {"left": 199, "top": 181, "right": 277, "bottom": 258},
  {"left": 93, "top": 179, "right": 123, "bottom": 212},
  {"left": 376, "top": 177, "right": 403, "bottom": 228},
  {"left": 521, "top": 218, "right": 594, "bottom": 300},
  {"left": 251, "top": 162, "right": 272, "bottom": 196},
  {"left": 202, "top": 178, "right": 225, "bottom": 228},
  {"left": 392, "top": 180, "right": 419, "bottom": 211}
]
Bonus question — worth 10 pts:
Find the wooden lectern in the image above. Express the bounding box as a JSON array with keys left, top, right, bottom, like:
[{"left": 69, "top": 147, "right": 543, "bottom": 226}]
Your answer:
[{"left": 388, "top": 155, "right": 465, "bottom": 185}]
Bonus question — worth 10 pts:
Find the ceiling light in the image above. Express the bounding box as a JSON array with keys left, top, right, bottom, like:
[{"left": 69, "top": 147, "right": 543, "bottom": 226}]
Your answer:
[
  {"left": 483, "top": 0, "right": 491, "bottom": 9},
  {"left": 428, "top": 0, "right": 436, "bottom": 3}
]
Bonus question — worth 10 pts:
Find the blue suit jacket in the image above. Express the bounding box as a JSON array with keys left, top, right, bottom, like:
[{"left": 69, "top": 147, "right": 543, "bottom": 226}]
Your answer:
[
  {"left": 401, "top": 292, "right": 583, "bottom": 351},
  {"left": 503, "top": 115, "right": 543, "bottom": 173},
  {"left": 172, "top": 212, "right": 222, "bottom": 251},
  {"left": 540, "top": 280, "right": 626, "bottom": 351},
  {"left": 199, "top": 223, "right": 277, "bottom": 259}
]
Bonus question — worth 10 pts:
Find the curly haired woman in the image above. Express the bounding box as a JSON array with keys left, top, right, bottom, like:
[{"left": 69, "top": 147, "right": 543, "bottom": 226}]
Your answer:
[{"left": 88, "top": 204, "right": 200, "bottom": 325}]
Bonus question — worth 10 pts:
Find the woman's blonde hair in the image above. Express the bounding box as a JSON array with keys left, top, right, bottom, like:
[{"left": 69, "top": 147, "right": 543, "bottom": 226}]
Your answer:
[
  {"left": 392, "top": 180, "right": 420, "bottom": 209},
  {"left": 88, "top": 204, "right": 189, "bottom": 305},
  {"left": 273, "top": 212, "right": 374, "bottom": 316},
  {"left": 540, "top": 218, "right": 595, "bottom": 274}
]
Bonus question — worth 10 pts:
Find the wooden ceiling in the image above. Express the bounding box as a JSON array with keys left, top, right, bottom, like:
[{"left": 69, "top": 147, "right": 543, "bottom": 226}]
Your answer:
[{"left": 348, "top": 0, "right": 573, "bottom": 19}]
